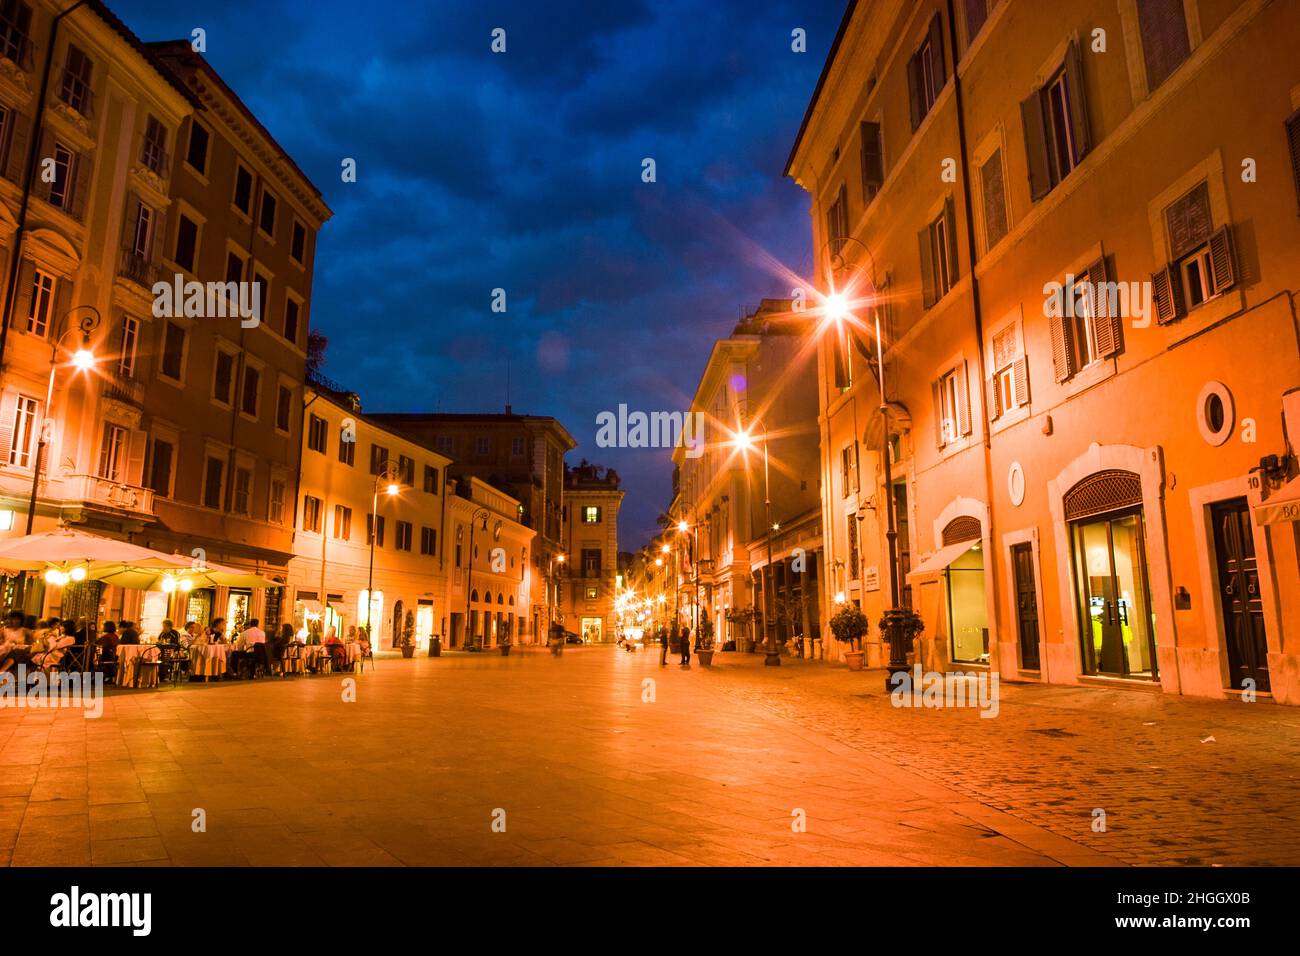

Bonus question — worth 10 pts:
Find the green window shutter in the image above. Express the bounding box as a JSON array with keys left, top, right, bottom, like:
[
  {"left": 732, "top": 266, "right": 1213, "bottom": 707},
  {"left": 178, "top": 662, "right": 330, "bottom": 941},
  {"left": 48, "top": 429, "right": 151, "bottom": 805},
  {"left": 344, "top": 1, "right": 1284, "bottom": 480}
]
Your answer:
[
  {"left": 1208, "top": 225, "right": 1237, "bottom": 295},
  {"left": 1064, "top": 40, "right": 1092, "bottom": 163},
  {"left": 1020, "top": 91, "right": 1051, "bottom": 201}
]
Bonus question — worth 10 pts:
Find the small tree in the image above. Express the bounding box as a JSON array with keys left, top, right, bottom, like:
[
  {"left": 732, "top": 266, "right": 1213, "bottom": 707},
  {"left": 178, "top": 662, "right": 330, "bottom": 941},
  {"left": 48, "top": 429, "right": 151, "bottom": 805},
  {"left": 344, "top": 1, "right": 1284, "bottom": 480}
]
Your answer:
[
  {"left": 829, "top": 603, "right": 869, "bottom": 652},
  {"left": 698, "top": 607, "right": 714, "bottom": 650},
  {"left": 398, "top": 609, "right": 415, "bottom": 648}
]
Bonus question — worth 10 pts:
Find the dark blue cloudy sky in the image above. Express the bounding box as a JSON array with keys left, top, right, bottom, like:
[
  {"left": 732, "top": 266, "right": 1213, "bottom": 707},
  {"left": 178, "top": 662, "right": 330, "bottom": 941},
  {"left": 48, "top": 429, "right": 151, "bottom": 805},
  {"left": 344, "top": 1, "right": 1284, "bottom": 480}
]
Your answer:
[{"left": 113, "top": 0, "right": 844, "bottom": 548}]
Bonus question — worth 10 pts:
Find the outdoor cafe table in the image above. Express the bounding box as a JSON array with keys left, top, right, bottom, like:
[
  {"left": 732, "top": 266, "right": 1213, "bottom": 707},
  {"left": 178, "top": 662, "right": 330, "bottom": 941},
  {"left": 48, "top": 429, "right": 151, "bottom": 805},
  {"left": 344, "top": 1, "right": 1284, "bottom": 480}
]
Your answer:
[
  {"left": 115, "top": 644, "right": 161, "bottom": 688},
  {"left": 189, "top": 643, "right": 232, "bottom": 678}
]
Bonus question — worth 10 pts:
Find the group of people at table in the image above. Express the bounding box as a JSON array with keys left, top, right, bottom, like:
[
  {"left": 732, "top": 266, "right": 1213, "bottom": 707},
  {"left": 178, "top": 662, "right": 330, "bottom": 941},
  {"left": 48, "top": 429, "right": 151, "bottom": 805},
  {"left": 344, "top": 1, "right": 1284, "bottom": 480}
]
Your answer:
[{"left": 0, "top": 608, "right": 371, "bottom": 684}]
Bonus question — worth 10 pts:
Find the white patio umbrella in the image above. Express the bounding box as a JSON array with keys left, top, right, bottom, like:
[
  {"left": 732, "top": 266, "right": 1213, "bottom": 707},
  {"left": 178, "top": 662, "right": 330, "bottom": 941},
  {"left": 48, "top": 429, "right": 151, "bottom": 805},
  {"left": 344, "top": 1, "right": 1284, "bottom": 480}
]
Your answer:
[{"left": 0, "top": 527, "right": 186, "bottom": 587}]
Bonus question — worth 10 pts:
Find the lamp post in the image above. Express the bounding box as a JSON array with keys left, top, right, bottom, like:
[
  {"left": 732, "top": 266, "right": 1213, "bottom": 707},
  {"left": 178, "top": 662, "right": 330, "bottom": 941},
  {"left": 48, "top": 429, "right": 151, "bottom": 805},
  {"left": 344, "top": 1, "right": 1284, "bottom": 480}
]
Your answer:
[
  {"left": 26, "top": 306, "right": 100, "bottom": 535},
  {"left": 366, "top": 461, "right": 401, "bottom": 645},
  {"left": 733, "top": 413, "right": 779, "bottom": 667},
  {"left": 821, "top": 236, "right": 909, "bottom": 689},
  {"left": 463, "top": 507, "right": 489, "bottom": 650}
]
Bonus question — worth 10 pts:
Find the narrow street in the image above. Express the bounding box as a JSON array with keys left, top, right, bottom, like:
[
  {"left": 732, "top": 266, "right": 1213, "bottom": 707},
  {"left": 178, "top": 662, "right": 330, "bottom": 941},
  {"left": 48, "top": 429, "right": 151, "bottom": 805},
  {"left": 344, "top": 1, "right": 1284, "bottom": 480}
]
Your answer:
[{"left": 3, "top": 646, "right": 1294, "bottom": 867}]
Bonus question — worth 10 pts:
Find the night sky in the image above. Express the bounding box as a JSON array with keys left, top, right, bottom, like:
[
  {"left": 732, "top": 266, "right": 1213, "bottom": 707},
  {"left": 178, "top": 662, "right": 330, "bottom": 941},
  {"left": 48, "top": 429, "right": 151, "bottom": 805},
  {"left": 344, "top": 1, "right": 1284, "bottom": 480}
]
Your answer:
[{"left": 113, "top": 0, "right": 845, "bottom": 549}]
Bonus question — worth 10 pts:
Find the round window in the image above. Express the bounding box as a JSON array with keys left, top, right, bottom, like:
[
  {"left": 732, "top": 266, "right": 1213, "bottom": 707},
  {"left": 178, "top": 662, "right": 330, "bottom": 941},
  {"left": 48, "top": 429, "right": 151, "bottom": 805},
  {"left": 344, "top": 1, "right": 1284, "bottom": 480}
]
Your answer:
[{"left": 1195, "top": 381, "right": 1234, "bottom": 446}]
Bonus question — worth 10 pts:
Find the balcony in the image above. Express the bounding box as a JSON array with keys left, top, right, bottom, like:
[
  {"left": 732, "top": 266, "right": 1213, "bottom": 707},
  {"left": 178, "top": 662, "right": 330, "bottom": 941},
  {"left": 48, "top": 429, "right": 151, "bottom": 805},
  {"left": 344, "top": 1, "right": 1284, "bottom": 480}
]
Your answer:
[
  {"left": 102, "top": 369, "right": 143, "bottom": 406},
  {"left": 59, "top": 473, "right": 155, "bottom": 519},
  {"left": 118, "top": 249, "right": 157, "bottom": 289}
]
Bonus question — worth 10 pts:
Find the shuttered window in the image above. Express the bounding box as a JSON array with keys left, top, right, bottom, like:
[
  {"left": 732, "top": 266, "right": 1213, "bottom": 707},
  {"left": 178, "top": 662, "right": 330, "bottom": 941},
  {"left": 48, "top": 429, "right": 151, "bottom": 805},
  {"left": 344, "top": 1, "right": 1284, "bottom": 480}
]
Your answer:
[
  {"left": 1287, "top": 110, "right": 1300, "bottom": 214},
  {"left": 147, "top": 437, "right": 173, "bottom": 497},
  {"left": 1050, "top": 258, "right": 1122, "bottom": 381},
  {"left": 860, "top": 121, "right": 883, "bottom": 203},
  {"left": 988, "top": 326, "right": 1028, "bottom": 419},
  {"left": 934, "top": 363, "right": 971, "bottom": 446},
  {"left": 964, "top": 0, "right": 989, "bottom": 44},
  {"left": 907, "top": 15, "right": 946, "bottom": 130},
  {"left": 1137, "top": 0, "right": 1190, "bottom": 92},
  {"left": 980, "top": 148, "right": 1008, "bottom": 250},
  {"left": 1165, "top": 182, "right": 1212, "bottom": 259},
  {"left": 1021, "top": 41, "right": 1090, "bottom": 201},
  {"left": 1154, "top": 183, "right": 1237, "bottom": 323},
  {"left": 919, "top": 198, "right": 959, "bottom": 308},
  {"left": 826, "top": 183, "right": 849, "bottom": 258}
]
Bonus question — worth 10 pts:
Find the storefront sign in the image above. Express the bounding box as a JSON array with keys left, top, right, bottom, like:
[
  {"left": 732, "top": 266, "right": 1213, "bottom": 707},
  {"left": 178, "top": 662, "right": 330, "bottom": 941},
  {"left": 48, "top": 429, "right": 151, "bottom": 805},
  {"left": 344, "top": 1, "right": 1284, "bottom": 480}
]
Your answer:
[{"left": 863, "top": 566, "right": 880, "bottom": 591}]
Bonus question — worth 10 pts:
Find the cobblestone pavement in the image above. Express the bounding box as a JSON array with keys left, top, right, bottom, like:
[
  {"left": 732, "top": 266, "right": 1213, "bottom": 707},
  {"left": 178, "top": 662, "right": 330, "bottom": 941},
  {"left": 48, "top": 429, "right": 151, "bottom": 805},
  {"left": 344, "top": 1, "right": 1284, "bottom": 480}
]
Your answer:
[{"left": 1, "top": 645, "right": 1293, "bottom": 866}]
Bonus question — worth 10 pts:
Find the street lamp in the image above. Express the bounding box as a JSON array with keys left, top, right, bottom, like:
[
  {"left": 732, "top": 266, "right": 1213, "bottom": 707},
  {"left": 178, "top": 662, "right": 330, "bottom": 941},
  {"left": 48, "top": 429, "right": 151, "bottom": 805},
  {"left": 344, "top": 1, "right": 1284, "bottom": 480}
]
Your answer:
[
  {"left": 366, "top": 460, "right": 402, "bottom": 644},
  {"left": 463, "top": 507, "right": 489, "bottom": 650},
  {"left": 733, "top": 411, "right": 779, "bottom": 667},
  {"left": 26, "top": 306, "right": 100, "bottom": 535}
]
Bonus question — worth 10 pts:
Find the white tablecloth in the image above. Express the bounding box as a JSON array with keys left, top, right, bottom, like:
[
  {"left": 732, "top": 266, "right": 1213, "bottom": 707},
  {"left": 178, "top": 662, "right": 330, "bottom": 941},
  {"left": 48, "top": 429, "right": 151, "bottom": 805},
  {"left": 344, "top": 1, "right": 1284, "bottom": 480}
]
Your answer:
[
  {"left": 116, "top": 644, "right": 162, "bottom": 687},
  {"left": 189, "top": 643, "right": 232, "bottom": 678}
]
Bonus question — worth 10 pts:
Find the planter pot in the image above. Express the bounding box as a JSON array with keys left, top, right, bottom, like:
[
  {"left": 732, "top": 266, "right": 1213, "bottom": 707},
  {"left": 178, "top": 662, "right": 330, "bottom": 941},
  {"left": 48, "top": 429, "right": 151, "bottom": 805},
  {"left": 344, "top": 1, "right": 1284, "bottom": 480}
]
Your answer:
[
  {"left": 500, "top": 645, "right": 511, "bottom": 656},
  {"left": 844, "top": 650, "right": 865, "bottom": 671},
  {"left": 697, "top": 650, "right": 714, "bottom": 666},
  {"left": 400, "top": 646, "right": 415, "bottom": 659}
]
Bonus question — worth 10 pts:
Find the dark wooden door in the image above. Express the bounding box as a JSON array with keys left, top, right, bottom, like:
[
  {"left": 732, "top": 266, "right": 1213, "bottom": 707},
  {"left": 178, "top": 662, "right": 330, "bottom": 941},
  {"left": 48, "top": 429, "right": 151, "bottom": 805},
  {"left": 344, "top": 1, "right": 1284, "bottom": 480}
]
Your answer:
[
  {"left": 1011, "top": 543, "right": 1040, "bottom": 669},
  {"left": 1211, "top": 498, "right": 1269, "bottom": 691}
]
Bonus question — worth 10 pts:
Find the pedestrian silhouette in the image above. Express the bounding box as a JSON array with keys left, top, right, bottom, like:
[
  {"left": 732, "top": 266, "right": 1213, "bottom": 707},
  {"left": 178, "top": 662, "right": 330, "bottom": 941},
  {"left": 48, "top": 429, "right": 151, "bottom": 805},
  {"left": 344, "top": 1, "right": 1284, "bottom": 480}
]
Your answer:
[{"left": 679, "top": 626, "right": 691, "bottom": 667}]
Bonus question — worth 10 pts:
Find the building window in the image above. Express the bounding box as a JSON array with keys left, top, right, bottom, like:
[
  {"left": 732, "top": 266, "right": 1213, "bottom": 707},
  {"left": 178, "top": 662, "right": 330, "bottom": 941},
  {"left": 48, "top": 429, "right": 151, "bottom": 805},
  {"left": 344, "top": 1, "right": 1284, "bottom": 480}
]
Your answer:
[
  {"left": 27, "top": 269, "right": 55, "bottom": 337},
  {"left": 60, "top": 44, "right": 93, "bottom": 116},
  {"left": 128, "top": 200, "right": 153, "bottom": 259},
  {"left": 1050, "top": 258, "right": 1124, "bottom": 381},
  {"left": 420, "top": 527, "right": 437, "bottom": 555},
  {"left": 232, "top": 466, "right": 252, "bottom": 515},
  {"left": 174, "top": 214, "right": 198, "bottom": 272},
  {"left": 840, "top": 444, "right": 857, "bottom": 496},
  {"left": 370, "top": 444, "right": 389, "bottom": 475},
  {"left": 240, "top": 366, "right": 260, "bottom": 418},
  {"left": 920, "top": 199, "right": 957, "bottom": 308},
  {"left": 979, "top": 148, "right": 1008, "bottom": 251},
  {"left": 307, "top": 414, "right": 328, "bottom": 453},
  {"left": 907, "top": 15, "right": 946, "bottom": 130},
  {"left": 963, "top": 0, "right": 990, "bottom": 44},
  {"left": 1022, "top": 42, "right": 1090, "bottom": 200},
  {"left": 333, "top": 505, "right": 352, "bottom": 540},
  {"left": 398, "top": 455, "right": 415, "bottom": 485},
  {"left": 825, "top": 183, "right": 848, "bottom": 258},
  {"left": 585, "top": 586, "right": 598, "bottom": 600},
  {"left": 140, "top": 115, "right": 167, "bottom": 175},
  {"left": 97, "top": 423, "right": 128, "bottom": 481},
  {"left": 275, "top": 384, "right": 292, "bottom": 432},
  {"left": 846, "top": 515, "right": 859, "bottom": 576},
  {"left": 184, "top": 121, "right": 209, "bottom": 175},
  {"left": 269, "top": 479, "right": 286, "bottom": 523},
  {"left": 424, "top": 464, "right": 439, "bottom": 494},
  {"left": 1152, "top": 184, "right": 1237, "bottom": 324},
  {"left": 860, "top": 121, "right": 883, "bottom": 204},
  {"left": 161, "top": 321, "right": 186, "bottom": 380},
  {"left": 225, "top": 250, "right": 244, "bottom": 284},
  {"left": 258, "top": 188, "right": 277, "bottom": 237},
  {"left": 988, "top": 326, "right": 1029, "bottom": 420},
  {"left": 7, "top": 394, "right": 38, "bottom": 467},
  {"left": 582, "top": 505, "right": 601, "bottom": 523},
  {"left": 475, "top": 436, "right": 490, "bottom": 455},
  {"left": 203, "top": 457, "right": 225, "bottom": 509},
  {"left": 0, "top": 2, "right": 33, "bottom": 67},
  {"left": 1137, "top": 0, "right": 1190, "bottom": 92},
  {"left": 283, "top": 298, "right": 300, "bottom": 345},
  {"left": 146, "top": 436, "right": 173, "bottom": 497},
  {"left": 934, "top": 365, "right": 970, "bottom": 446},
  {"left": 435, "top": 435, "right": 453, "bottom": 455},
  {"left": 46, "top": 143, "right": 74, "bottom": 210},
  {"left": 367, "top": 513, "right": 386, "bottom": 548},
  {"left": 511, "top": 436, "right": 525, "bottom": 457},
  {"left": 338, "top": 431, "right": 355, "bottom": 466},
  {"left": 118, "top": 316, "right": 139, "bottom": 378},
  {"left": 302, "top": 494, "right": 323, "bottom": 533},
  {"left": 395, "top": 520, "right": 413, "bottom": 552},
  {"left": 213, "top": 350, "right": 235, "bottom": 405},
  {"left": 290, "top": 220, "right": 306, "bottom": 263},
  {"left": 581, "top": 548, "right": 601, "bottom": 578},
  {"left": 233, "top": 164, "right": 253, "bottom": 215}
]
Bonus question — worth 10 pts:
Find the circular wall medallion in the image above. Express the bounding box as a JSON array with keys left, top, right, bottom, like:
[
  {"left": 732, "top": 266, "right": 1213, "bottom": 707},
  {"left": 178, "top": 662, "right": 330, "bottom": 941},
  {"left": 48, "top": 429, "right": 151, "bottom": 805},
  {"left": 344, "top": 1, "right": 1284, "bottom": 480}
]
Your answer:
[
  {"left": 1008, "top": 461, "right": 1026, "bottom": 507},
  {"left": 1195, "top": 381, "right": 1234, "bottom": 447}
]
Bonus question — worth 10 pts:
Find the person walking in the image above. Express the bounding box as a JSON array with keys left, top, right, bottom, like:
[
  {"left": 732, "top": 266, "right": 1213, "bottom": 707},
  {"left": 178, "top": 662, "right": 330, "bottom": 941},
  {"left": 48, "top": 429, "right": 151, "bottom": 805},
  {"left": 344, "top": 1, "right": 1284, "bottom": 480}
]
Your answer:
[
  {"left": 679, "top": 625, "right": 691, "bottom": 667},
  {"left": 658, "top": 624, "right": 669, "bottom": 666}
]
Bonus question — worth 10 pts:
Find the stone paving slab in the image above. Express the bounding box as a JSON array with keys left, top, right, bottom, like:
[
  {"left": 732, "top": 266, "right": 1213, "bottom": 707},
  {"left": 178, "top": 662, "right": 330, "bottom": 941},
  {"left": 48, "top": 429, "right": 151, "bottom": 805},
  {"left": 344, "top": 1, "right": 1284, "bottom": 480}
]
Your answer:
[{"left": 3, "top": 646, "right": 1279, "bottom": 866}]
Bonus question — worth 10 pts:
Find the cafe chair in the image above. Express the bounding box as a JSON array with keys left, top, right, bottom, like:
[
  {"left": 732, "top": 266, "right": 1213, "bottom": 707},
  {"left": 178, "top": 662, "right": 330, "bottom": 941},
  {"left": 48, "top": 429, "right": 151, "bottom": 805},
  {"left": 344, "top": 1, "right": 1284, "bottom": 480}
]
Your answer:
[
  {"left": 358, "top": 641, "right": 374, "bottom": 673},
  {"left": 162, "top": 646, "right": 189, "bottom": 685},
  {"left": 136, "top": 646, "right": 162, "bottom": 689},
  {"left": 97, "top": 647, "right": 118, "bottom": 685}
]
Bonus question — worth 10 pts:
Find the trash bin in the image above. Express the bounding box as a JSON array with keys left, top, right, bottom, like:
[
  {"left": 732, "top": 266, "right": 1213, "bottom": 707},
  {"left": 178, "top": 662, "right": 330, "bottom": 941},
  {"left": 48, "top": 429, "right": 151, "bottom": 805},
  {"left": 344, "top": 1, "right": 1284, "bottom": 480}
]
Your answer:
[{"left": 429, "top": 636, "right": 441, "bottom": 658}]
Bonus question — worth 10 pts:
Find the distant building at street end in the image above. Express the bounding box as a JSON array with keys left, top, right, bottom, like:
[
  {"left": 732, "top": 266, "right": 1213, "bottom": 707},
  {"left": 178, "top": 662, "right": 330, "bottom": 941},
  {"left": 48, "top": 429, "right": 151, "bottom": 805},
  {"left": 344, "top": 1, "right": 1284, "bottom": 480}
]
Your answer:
[{"left": 560, "top": 462, "right": 623, "bottom": 642}]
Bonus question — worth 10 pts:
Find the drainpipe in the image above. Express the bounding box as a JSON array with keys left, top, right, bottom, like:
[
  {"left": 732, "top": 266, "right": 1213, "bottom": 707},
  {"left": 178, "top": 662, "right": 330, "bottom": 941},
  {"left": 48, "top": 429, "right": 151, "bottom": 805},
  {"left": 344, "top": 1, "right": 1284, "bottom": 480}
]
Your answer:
[
  {"left": 945, "top": 0, "right": 1000, "bottom": 638},
  {"left": 0, "top": 0, "right": 89, "bottom": 367}
]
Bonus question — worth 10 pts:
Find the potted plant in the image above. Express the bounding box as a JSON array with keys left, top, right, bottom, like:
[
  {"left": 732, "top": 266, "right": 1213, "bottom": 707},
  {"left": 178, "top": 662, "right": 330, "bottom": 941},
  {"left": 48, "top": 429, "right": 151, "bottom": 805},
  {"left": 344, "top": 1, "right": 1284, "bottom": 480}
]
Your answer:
[
  {"left": 879, "top": 608, "right": 926, "bottom": 665},
  {"left": 398, "top": 610, "right": 416, "bottom": 658},
  {"left": 829, "top": 603, "right": 869, "bottom": 671},
  {"left": 696, "top": 609, "right": 715, "bottom": 666}
]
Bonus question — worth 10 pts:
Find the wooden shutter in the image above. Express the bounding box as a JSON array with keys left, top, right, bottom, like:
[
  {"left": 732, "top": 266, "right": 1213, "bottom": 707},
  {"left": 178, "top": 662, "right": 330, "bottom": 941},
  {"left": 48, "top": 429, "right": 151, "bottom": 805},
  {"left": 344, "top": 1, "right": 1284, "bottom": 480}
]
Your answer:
[
  {"left": 1013, "top": 357, "right": 1030, "bottom": 407},
  {"left": 70, "top": 150, "right": 92, "bottom": 221},
  {"left": 980, "top": 150, "right": 1008, "bottom": 249},
  {"left": 126, "top": 430, "right": 147, "bottom": 486},
  {"left": 932, "top": 380, "right": 945, "bottom": 447},
  {"left": 1020, "top": 91, "right": 1051, "bottom": 201},
  {"left": 1287, "top": 110, "right": 1300, "bottom": 215},
  {"left": 32, "top": 128, "right": 52, "bottom": 199},
  {"left": 907, "top": 53, "right": 925, "bottom": 131},
  {"left": 988, "top": 375, "right": 1002, "bottom": 420},
  {"left": 1137, "top": 0, "right": 1191, "bottom": 91},
  {"left": 0, "top": 389, "right": 16, "bottom": 465},
  {"left": 1165, "top": 182, "right": 1211, "bottom": 259},
  {"left": 964, "top": 0, "right": 988, "bottom": 42},
  {"left": 5, "top": 112, "right": 28, "bottom": 184},
  {"left": 956, "top": 361, "right": 972, "bottom": 436},
  {"left": 1064, "top": 40, "right": 1092, "bottom": 163},
  {"left": 1151, "top": 264, "right": 1183, "bottom": 324},
  {"left": 121, "top": 192, "right": 140, "bottom": 251},
  {"left": 12, "top": 258, "right": 34, "bottom": 329},
  {"left": 928, "top": 14, "right": 946, "bottom": 87},
  {"left": 151, "top": 205, "right": 168, "bottom": 266},
  {"left": 918, "top": 223, "right": 935, "bottom": 308},
  {"left": 860, "top": 121, "right": 883, "bottom": 197},
  {"left": 944, "top": 195, "right": 959, "bottom": 283},
  {"left": 1208, "top": 225, "right": 1237, "bottom": 295},
  {"left": 1049, "top": 313, "right": 1075, "bottom": 382},
  {"left": 52, "top": 274, "right": 71, "bottom": 331},
  {"left": 1087, "top": 257, "right": 1123, "bottom": 358}
]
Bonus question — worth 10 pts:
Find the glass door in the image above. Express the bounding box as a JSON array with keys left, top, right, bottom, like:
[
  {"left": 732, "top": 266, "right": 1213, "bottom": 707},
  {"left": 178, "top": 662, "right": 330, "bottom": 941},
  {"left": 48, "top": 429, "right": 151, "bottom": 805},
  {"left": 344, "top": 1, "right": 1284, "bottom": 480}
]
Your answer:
[{"left": 1073, "top": 510, "right": 1158, "bottom": 679}]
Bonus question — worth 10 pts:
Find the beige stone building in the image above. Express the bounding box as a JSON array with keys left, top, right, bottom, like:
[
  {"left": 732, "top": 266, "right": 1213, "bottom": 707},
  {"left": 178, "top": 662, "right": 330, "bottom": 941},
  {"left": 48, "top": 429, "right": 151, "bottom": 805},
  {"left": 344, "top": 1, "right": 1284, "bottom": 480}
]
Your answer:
[
  {"left": 559, "top": 462, "right": 622, "bottom": 642},
  {"left": 788, "top": 0, "right": 1300, "bottom": 702},
  {"left": 446, "top": 475, "right": 535, "bottom": 650}
]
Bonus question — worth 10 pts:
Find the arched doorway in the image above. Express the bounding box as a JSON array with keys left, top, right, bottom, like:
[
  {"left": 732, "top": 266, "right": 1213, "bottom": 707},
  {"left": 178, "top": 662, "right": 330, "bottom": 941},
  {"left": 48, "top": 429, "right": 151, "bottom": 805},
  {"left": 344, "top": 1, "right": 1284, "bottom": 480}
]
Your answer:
[{"left": 940, "top": 516, "right": 986, "bottom": 665}]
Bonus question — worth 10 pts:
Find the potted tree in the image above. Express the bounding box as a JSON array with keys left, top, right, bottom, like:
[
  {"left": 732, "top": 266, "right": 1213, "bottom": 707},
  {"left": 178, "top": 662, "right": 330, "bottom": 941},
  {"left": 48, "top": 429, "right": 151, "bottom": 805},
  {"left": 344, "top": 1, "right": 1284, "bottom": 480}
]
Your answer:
[
  {"left": 398, "top": 610, "right": 416, "bottom": 658},
  {"left": 829, "top": 603, "right": 869, "bottom": 671},
  {"left": 696, "top": 609, "right": 715, "bottom": 666}
]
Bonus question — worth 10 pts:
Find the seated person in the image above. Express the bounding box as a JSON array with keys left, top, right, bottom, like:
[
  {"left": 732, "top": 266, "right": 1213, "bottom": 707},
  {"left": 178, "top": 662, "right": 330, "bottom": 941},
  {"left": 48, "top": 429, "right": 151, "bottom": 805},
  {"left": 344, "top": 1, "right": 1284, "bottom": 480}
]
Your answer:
[
  {"left": 118, "top": 620, "right": 141, "bottom": 645},
  {"left": 157, "top": 620, "right": 181, "bottom": 646}
]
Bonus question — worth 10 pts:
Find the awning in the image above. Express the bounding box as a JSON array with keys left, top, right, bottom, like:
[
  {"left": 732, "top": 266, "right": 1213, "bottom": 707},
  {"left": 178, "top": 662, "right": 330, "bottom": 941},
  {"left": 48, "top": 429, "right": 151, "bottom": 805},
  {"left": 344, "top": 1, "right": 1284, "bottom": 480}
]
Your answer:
[
  {"left": 1254, "top": 478, "right": 1300, "bottom": 525},
  {"left": 906, "top": 539, "right": 978, "bottom": 579}
]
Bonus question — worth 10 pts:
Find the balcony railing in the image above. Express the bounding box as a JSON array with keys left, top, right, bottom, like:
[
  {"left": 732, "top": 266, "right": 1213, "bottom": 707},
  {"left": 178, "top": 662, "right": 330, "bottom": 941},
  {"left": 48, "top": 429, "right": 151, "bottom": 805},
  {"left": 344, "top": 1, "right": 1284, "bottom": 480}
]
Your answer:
[
  {"left": 60, "top": 473, "right": 155, "bottom": 518},
  {"left": 102, "top": 369, "right": 143, "bottom": 406},
  {"left": 118, "top": 248, "right": 157, "bottom": 289}
]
